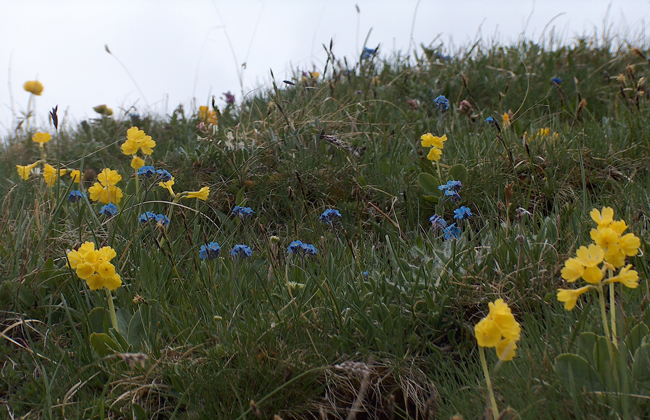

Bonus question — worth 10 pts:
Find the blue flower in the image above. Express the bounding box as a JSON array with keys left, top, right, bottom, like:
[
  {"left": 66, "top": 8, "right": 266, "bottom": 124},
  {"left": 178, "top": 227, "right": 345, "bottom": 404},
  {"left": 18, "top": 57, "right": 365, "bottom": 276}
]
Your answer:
[
  {"left": 443, "top": 224, "right": 461, "bottom": 240},
  {"left": 99, "top": 203, "right": 117, "bottom": 217},
  {"left": 362, "top": 271, "right": 369, "bottom": 279},
  {"left": 454, "top": 206, "right": 472, "bottom": 220},
  {"left": 439, "top": 180, "right": 462, "bottom": 192},
  {"left": 429, "top": 214, "right": 447, "bottom": 229},
  {"left": 232, "top": 206, "right": 255, "bottom": 219},
  {"left": 361, "top": 47, "right": 378, "bottom": 60},
  {"left": 433, "top": 95, "right": 450, "bottom": 111},
  {"left": 155, "top": 214, "right": 170, "bottom": 228},
  {"left": 445, "top": 190, "right": 461, "bottom": 202},
  {"left": 138, "top": 166, "right": 156, "bottom": 178},
  {"left": 319, "top": 208, "right": 342, "bottom": 225},
  {"left": 139, "top": 211, "right": 157, "bottom": 224},
  {"left": 68, "top": 190, "right": 86, "bottom": 203},
  {"left": 199, "top": 242, "right": 221, "bottom": 260},
  {"left": 231, "top": 244, "right": 253, "bottom": 258},
  {"left": 486, "top": 116, "right": 495, "bottom": 124},
  {"left": 287, "top": 240, "right": 317, "bottom": 256},
  {"left": 552, "top": 77, "right": 562, "bottom": 85},
  {"left": 156, "top": 169, "right": 172, "bottom": 182}
]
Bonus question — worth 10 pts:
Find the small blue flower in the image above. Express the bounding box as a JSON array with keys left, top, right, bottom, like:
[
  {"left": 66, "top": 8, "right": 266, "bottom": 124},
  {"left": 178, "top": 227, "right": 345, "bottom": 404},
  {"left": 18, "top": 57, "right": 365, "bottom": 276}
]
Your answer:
[
  {"left": 362, "top": 271, "right": 369, "bottom": 279},
  {"left": 68, "top": 190, "right": 86, "bottom": 203},
  {"left": 454, "top": 206, "right": 472, "bottom": 220},
  {"left": 99, "top": 203, "right": 118, "bottom": 217},
  {"left": 552, "top": 77, "right": 562, "bottom": 85},
  {"left": 433, "top": 95, "right": 450, "bottom": 111},
  {"left": 287, "top": 240, "right": 317, "bottom": 256},
  {"left": 429, "top": 214, "right": 447, "bottom": 229},
  {"left": 138, "top": 166, "right": 156, "bottom": 178},
  {"left": 486, "top": 116, "right": 495, "bottom": 124},
  {"left": 231, "top": 244, "right": 253, "bottom": 258},
  {"left": 361, "top": 47, "right": 378, "bottom": 60},
  {"left": 446, "top": 180, "right": 462, "bottom": 192},
  {"left": 287, "top": 240, "right": 304, "bottom": 254},
  {"left": 199, "top": 242, "right": 221, "bottom": 260},
  {"left": 445, "top": 190, "right": 461, "bottom": 202},
  {"left": 156, "top": 169, "right": 172, "bottom": 182},
  {"left": 155, "top": 214, "right": 170, "bottom": 228},
  {"left": 232, "top": 206, "right": 255, "bottom": 219},
  {"left": 443, "top": 224, "right": 461, "bottom": 240},
  {"left": 319, "top": 208, "right": 342, "bottom": 225},
  {"left": 139, "top": 211, "right": 157, "bottom": 224}
]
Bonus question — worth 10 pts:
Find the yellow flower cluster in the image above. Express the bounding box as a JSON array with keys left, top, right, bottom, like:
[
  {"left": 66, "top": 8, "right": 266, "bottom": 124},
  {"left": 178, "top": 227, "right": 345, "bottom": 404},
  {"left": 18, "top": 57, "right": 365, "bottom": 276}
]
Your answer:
[
  {"left": 420, "top": 133, "right": 447, "bottom": 162},
  {"left": 121, "top": 127, "right": 156, "bottom": 170},
  {"left": 198, "top": 106, "right": 218, "bottom": 125},
  {"left": 67, "top": 242, "right": 121, "bottom": 290},
  {"left": 24, "top": 80, "right": 44, "bottom": 96},
  {"left": 88, "top": 168, "right": 123, "bottom": 204},
  {"left": 474, "top": 299, "right": 521, "bottom": 361},
  {"left": 558, "top": 207, "right": 641, "bottom": 310}
]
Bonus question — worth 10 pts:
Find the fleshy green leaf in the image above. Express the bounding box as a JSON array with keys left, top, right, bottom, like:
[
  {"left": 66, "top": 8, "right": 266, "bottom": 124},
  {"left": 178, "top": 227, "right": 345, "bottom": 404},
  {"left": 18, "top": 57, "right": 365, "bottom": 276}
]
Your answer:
[
  {"left": 418, "top": 173, "right": 442, "bottom": 196},
  {"left": 90, "top": 333, "right": 120, "bottom": 358},
  {"left": 555, "top": 353, "right": 602, "bottom": 392},
  {"left": 447, "top": 164, "right": 468, "bottom": 185}
]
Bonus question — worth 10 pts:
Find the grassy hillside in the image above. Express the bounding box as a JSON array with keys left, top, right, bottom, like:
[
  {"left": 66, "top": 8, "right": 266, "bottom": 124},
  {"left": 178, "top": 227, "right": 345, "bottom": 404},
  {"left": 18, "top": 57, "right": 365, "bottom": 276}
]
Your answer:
[{"left": 1, "top": 34, "right": 650, "bottom": 419}]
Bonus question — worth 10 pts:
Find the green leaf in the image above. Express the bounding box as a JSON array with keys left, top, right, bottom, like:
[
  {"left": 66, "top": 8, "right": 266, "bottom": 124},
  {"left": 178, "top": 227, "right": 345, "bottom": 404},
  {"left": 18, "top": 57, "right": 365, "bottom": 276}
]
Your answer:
[
  {"left": 116, "top": 308, "right": 132, "bottom": 335},
  {"left": 633, "top": 343, "right": 650, "bottom": 383},
  {"left": 577, "top": 332, "right": 597, "bottom": 364},
  {"left": 555, "top": 353, "right": 602, "bottom": 392},
  {"left": 447, "top": 164, "right": 468, "bottom": 185},
  {"left": 235, "top": 185, "right": 246, "bottom": 206},
  {"left": 132, "top": 404, "right": 147, "bottom": 420},
  {"left": 90, "top": 333, "right": 120, "bottom": 358},
  {"left": 127, "top": 308, "right": 146, "bottom": 350},
  {"left": 626, "top": 323, "right": 649, "bottom": 356},
  {"left": 88, "top": 307, "right": 108, "bottom": 334},
  {"left": 418, "top": 173, "right": 442, "bottom": 196},
  {"left": 423, "top": 195, "right": 439, "bottom": 203}
]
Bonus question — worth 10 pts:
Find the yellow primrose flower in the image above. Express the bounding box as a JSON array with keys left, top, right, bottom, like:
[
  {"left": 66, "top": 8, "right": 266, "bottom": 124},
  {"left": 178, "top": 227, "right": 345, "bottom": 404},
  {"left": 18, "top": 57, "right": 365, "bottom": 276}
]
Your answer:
[
  {"left": 502, "top": 112, "right": 511, "bottom": 128},
  {"left": 607, "top": 265, "right": 639, "bottom": 289},
  {"left": 426, "top": 147, "right": 442, "bottom": 161},
  {"left": 198, "top": 106, "right": 218, "bottom": 125},
  {"left": 93, "top": 104, "right": 114, "bottom": 116},
  {"left": 619, "top": 233, "right": 641, "bottom": 257},
  {"left": 184, "top": 186, "right": 210, "bottom": 201},
  {"left": 24, "top": 80, "right": 44, "bottom": 95},
  {"left": 420, "top": 133, "right": 447, "bottom": 149},
  {"left": 122, "top": 127, "right": 156, "bottom": 156},
  {"left": 88, "top": 168, "right": 123, "bottom": 204},
  {"left": 159, "top": 177, "right": 175, "bottom": 197},
  {"left": 32, "top": 132, "right": 52, "bottom": 144},
  {"left": 42, "top": 164, "right": 68, "bottom": 187},
  {"left": 590, "top": 207, "right": 614, "bottom": 228},
  {"left": 474, "top": 299, "right": 521, "bottom": 361},
  {"left": 561, "top": 258, "right": 584, "bottom": 282},
  {"left": 131, "top": 156, "right": 145, "bottom": 170},
  {"left": 575, "top": 244, "right": 604, "bottom": 267},
  {"left": 557, "top": 286, "right": 592, "bottom": 311},
  {"left": 69, "top": 170, "right": 81, "bottom": 183},
  {"left": 16, "top": 161, "right": 39, "bottom": 180},
  {"left": 66, "top": 242, "right": 121, "bottom": 290}
]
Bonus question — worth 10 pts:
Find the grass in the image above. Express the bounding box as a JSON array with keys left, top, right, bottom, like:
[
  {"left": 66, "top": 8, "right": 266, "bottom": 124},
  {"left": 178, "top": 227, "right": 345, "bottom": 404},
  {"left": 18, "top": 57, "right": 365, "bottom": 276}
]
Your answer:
[{"left": 1, "top": 31, "right": 650, "bottom": 419}]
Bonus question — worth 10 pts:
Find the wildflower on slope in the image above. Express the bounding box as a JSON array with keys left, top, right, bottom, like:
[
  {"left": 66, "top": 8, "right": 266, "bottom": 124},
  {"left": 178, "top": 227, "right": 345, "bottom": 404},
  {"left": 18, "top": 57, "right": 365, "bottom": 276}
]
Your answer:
[
  {"left": 433, "top": 95, "right": 450, "bottom": 111},
  {"left": 232, "top": 206, "right": 254, "bottom": 219},
  {"left": 66, "top": 242, "right": 121, "bottom": 291},
  {"left": 443, "top": 224, "right": 461, "bottom": 240},
  {"left": 24, "top": 81, "right": 44, "bottom": 96},
  {"left": 43, "top": 164, "right": 68, "bottom": 187},
  {"left": 589, "top": 207, "right": 640, "bottom": 268},
  {"left": 287, "top": 240, "right": 317, "bottom": 256},
  {"left": 420, "top": 133, "right": 447, "bottom": 162},
  {"left": 32, "top": 132, "right": 51, "bottom": 144},
  {"left": 93, "top": 104, "right": 114, "bottom": 116},
  {"left": 68, "top": 190, "right": 86, "bottom": 203},
  {"left": 551, "top": 77, "right": 562, "bottom": 85},
  {"left": 361, "top": 47, "right": 377, "bottom": 60},
  {"left": 130, "top": 156, "right": 145, "bottom": 170},
  {"left": 156, "top": 169, "right": 172, "bottom": 182},
  {"left": 223, "top": 91, "right": 235, "bottom": 104},
  {"left": 454, "top": 206, "right": 472, "bottom": 220},
  {"left": 155, "top": 214, "right": 170, "bottom": 228},
  {"left": 557, "top": 286, "right": 593, "bottom": 311},
  {"left": 137, "top": 166, "right": 156, "bottom": 178},
  {"left": 319, "top": 209, "right": 342, "bottom": 225},
  {"left": 99, "top": 203, "right": 118, "bottom": 217},
  {"left": 121, "top": 127, "right": 156, "bottom": 156},
  {"left": 16, "top": 161, "right": 39, "bottom": 180},
  {"left": 69, "top": 170, "right": 81, "bottom": 183},
  {"left": 474, "top": 299, "right": 521, "bottom": 361},
  {"left": 198, "top": 106, "right": 218, "bottom": 125},
  {"left": 429, "top": 214, "right": 447, "bottom": 229},
  {"left": 139, "top": 212, "right": 157, "bottom": 224},
  {"left": 199, "top": 242, "right": 221, "bottom": 260},
  {"left": 231, "top": 244, "right": 253, "bottom": 258},
  {"left": 88, "top": 168, "right": 123, "bottom": 204},
  {"left": 159, "top": 177, "right": 176, "bottom": 198},
  {"left": 183, "top": 187, "right": 210, "bottom": 201}
]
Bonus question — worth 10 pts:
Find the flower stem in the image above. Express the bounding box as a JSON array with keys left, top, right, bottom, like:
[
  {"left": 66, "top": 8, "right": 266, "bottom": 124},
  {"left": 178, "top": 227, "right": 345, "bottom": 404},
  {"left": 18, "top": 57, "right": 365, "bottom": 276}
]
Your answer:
[
  {"left": 608, "top": 268, "right": 618, "bottom": 348},
  {"left": 105, "top": 288, "right": 119, "bottom": 333},
  {"left": 435, "top": 161, "right": 442, "bottom": 180},
  {"left": 479, "top": 346, "right": 499, "bottom": 420}
]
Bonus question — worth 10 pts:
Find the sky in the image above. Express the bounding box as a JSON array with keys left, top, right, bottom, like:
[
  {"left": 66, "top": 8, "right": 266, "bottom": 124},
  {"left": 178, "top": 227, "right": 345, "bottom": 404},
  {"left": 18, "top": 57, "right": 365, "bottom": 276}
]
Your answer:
[{"left": 1, "top": 0, "right": 648, "bottom": 132}]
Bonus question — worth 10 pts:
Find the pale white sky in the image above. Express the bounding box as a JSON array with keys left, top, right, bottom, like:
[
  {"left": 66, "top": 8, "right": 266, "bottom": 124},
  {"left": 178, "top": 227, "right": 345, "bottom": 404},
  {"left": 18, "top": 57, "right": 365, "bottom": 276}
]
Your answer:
[{"left": 1, "top": 0, "right": 648, "bottom": 132}]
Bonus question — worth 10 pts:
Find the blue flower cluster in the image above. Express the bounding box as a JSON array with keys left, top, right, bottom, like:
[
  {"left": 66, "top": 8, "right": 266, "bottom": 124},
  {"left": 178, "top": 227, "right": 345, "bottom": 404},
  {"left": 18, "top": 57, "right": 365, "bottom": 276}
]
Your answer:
[
  {"left": 429, "top": 205, "right": 471, "bottom": 241},
  {"left": 438, "top": 180, "right": 462, "bottom": 202},
  {"left": 429, "top": 213, "right": 447, "bottom": 229},
  {"left": 319, "top": 208, "right": 342, "bottom": 225},
  {"left": 68, "top": 190, "right": 86, "bottom": 203},
  {"left": 287, "top": 240, "right": 318, "bottom": 256},
  {"left": 453, "top": 206, "right": 472, "bottom": 220},
  {"left": 199, "top": 242, "right": 221, "bottom": 260},
  {"left": 443, "top": 224, "right": 461, "bottom": 240},
  {"left": 232, "top": 206, "right": 255, "bottom": 219},
  {"left": 433, "top": 95, "right": 450, "bottom": 111},
  {"left": 551, "top": 77, "right": 562, "bottom": 85},
  {"left": 139, "top": 212, "right": 170, "bottom": 228},
  {"left": 137, "top": 166, "right": 156, "bottom": 178},
  {"left": 361, "top": 47, "right": 378, "bottom": 60},
  {"left": 99, "top": 203, "right": 118, "bottom": 217},
  {"left": 231, "top": 244, "right": 253, "bottom": 258}
]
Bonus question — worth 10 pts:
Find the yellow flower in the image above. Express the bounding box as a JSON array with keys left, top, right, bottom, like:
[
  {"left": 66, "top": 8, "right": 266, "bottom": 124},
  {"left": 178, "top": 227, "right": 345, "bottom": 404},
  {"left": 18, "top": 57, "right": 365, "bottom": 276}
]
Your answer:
[
  {"left": 608, "top": 265, "right": 639, "bottom": 289},
  {"left": 66, "top": 242, "right": 122, "bottom": 290},
  {"left": 575, "top": 244, "right": 604, "bottom": 268},
  {"left": 32, "top": 132, "right": 52, "bottom": 144},
  {"left": 420, "top": 133, "right": 447, "bottom": 149},
  {"left": 16, "top": 161, "right": 39, "bottom": 180},
  {"left": 198, "top": 106, "right": 218, "bottom": 125},
  {"left": 159, "top": 177, "right": 175, "bottom": 197},
  {"left": 88, "top": 168, "right": 123, "bottom": 204},
  {"left": 561, "top": 258, "right": 584, "bottom": 282},
  {"left": 122, "top": 127, "right": 156, "bottom": 156},
  {"left": 67, "top": 170, "right": 80, "bottom": 183},
  {"left": 474, "top": 318, "right": 501, "bottom": 347},
  {"left": 495, "top": 338, "right": 517, "bottom": 361},
  {"left": 184, "top": 186, "right": 210, "bottom": 201},
  {"left": 557, "top": 286, "right": 592, "bottom": 311},
  {"left": 93, "top": 104, "right": 114, "bottom": 116},
  {"left": 42, "top": 164, "right": 68, "bottom": 187},
  {"left": 619, "top": 233, "right": 641, "bottom": 257},
  {"left": 23, "top": 80, "right": 44, "bottom": 95},
  {"left": 131, "top": 156, "right": 145, "bottom": 170},
  {"left": 502, "top": 112, "right": 511, "bottom": 128},
  {"left": 426, "top": 147, "right": 442, "bottom": 161},
  {"left": 590, "top": 207, "right": 614, "bottom": 228},
  {"left": 475, "top": 299, "right": 521, "bottom": 360},
  {"left": 582, "top": 266, "right": 604, "bottom": 284}
]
